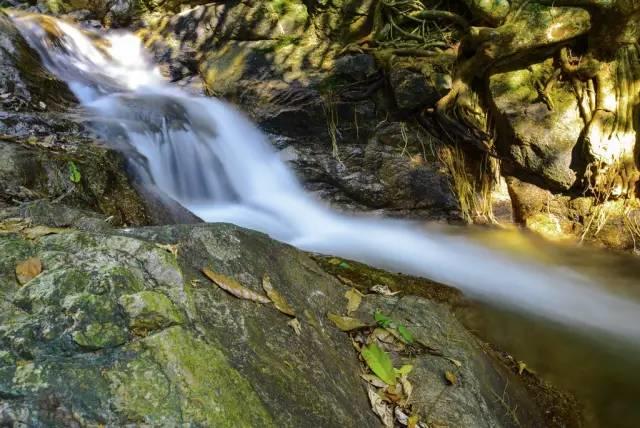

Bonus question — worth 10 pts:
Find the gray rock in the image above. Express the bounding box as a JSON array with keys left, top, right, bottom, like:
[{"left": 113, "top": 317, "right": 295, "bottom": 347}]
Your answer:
[
  {"left": 334, "top": 54, "right": 378, "bottom": 81},
  {"left": 390, "top": 68, "right": 440, "bottom": 111},
  {"left": 0, "top": 209, "right": 579, "bottom": 426},
  {"left": 490, "top": 60, "right": 582, "bottom": 191}
]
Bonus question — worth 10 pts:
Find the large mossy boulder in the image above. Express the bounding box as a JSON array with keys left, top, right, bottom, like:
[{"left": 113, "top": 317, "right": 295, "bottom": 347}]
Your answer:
[{"left": 0, "top": 204, "right": 580, "bottom": 426}]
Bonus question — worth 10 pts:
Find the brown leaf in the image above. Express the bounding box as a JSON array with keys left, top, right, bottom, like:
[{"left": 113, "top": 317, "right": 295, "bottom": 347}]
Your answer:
[
  {"left": 327, "top": 313, "right": 368, "bottom": 331},
  {"left": 262, "top": 274, "right": 295, "bottom": 316},
  {"left": 287, "top": 318, "right": 302, "bottom": 335},
  {"left": 446, "top": 357, "right": 462, "bottom": 368},
  {"left": 16, "top": 257, "right": 42, "bottom": 285},
  {"left": 399, "top": 375, "right": 413, "bottom": 405},
  {"left": 360, "top": 373, "right": 387, "bottom": 388},
  {"left": 22, "top": 225, "right": 68, "bottom": 240},
  {"left": 384, "top": 383, "right": 404, "bottom": 403},
  {"left": 367, "top": 385, "right": 394, "bottom": 428},
  {"left": 337, "top": 275, "right": 358, "bottom": 288},
  {"left": 0, "top": 218, "right": 29, "bottom": 234},
  {"left": 444, "top": 370, "right": 457, "bottom": 386},
  {"left": 202, "top": 267, "right": 270, "bottom": 304},
  {"left": 344, "top": 287, "right": 362, "bottom": 314}
]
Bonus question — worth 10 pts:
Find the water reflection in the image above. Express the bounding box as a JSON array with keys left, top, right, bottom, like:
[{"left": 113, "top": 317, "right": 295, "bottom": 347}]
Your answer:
[{"left": 455, "top": 226, "right": 640, "bottom": 428}]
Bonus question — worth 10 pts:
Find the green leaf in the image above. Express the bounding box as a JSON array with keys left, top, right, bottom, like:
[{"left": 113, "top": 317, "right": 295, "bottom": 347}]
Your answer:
[
  {"left": 374, "top": 310, "right": 392, "bottom": 328},
  {"left": 361, "top": 343, "right": 396, "bottom": 385},
  {"left": 395, "top": 364, "right": 414, "bottom": 377},
  {"left": 68, "top": 161, "right": 81, "bottom": 183},
  {"left": 397, "top": 324, "right": 414, "bottom": 344}
]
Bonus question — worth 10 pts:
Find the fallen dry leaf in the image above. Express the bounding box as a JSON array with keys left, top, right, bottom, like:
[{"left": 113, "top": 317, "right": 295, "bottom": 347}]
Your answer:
[
  {"left": 370, "top": 284, "right": 401, "bottom": 296},
  {"left": 287, "top": 318, "right": 302, "bottom": 335},
  {"left": 444, "top": 370, "right": 457, "bottom": 386},
  {"left": 344, "top": 287, "right": 362, "bottom": 314},
  {"left": 202, "top": 267, "right": 270, "bottom": 304},
  {"left": 367, "top": 385, "right": 394, "bottom": 428},
  {"left": 337, "top": 275, "right": 358, "bottom": 288},
  {"left": 0, "top": 218, "right": 29, "bottom": 234},
  {"left": 262, "top": 274, "right": 295, "bottom": 316},
  {"left": 395, "top": 407, "right": 409, "bottom": 426},
  {"left": 155, "top": 243, "right": 179, "bottom": 257},
  {"left": 361, "top": 373, "right": 387, "bottom": 388},
  {"left": 372, "top": 327, "right": 398, "bottom": 345},
  {"left": 446, "top": 357, "right": 462, "bottom": 368},
  {"left": 399, "top": 375, "right": 413, "bottom": 405},
  {"left": 22, "top": 225, "right": 68, "bottom": 240},
  {"left": 16, "top": 257, "right": 42, "bottom": 285},
  {"left": 385, "top": 383, "right": 404, "bottom": 403},
  {"left": 327, "top": 313, "right": 368, "bottom": 331}
]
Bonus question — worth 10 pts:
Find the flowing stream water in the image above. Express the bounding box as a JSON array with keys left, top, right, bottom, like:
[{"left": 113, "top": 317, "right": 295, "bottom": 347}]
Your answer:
[{"left": 11, "top": 14, "right": 640, "bottom": 425}]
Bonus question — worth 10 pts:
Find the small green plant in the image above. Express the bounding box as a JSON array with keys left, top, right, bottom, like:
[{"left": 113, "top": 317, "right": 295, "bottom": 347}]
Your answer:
[
  {"left": 374, "top": 310, "right": 414, "bottom": 344},
  {"left": 67, "top": 161, "right": 81, "bottom": 184}
]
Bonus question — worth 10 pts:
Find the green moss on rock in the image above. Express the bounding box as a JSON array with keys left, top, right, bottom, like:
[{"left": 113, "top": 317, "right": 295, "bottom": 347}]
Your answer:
[
  {"left": 72, "top": 322, "right": 128, "bottom": 350},
  {"left": 110, "top": 326, "right": 275, "bottom": 427},
  {"left": 119, "top": 290, "right": 184, "bottom": 335}
]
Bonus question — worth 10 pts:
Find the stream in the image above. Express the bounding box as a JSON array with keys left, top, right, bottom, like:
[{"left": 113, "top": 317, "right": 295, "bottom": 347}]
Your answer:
[{"left": 12, "top": 13, "right": 640, "bottom": 427}]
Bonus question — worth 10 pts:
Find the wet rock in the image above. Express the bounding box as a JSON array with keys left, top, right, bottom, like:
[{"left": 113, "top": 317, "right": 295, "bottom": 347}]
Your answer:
[
  {"left": 0, "top": 210, "right": 580, "bottom": 427},
  {"left": 0, "top": 140, "right": 152, "bottom": 226},
  {"left": 284, "top": 121, "right": 460, "bottom": 219},
  {"left": 0, "top": 11, "right": 76, "bottom": 113},
  {"left": 390, "top": 68, "right": 440, "bottom": 111},
  {"left": 0, "top": 12, "right": 199, "bottom": 226},
  {"left": 490, "top": 59, "right": 583, "bottom": 191}
]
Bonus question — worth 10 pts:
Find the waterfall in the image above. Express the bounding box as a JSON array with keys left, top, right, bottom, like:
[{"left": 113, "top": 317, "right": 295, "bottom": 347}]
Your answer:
[{"left": 13, "top": 14, "right": 640, "bottom": 342}]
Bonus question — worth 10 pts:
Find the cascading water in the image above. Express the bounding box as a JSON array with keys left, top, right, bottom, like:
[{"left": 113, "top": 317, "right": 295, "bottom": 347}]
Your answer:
[{"left": 13, "top": 14, "right": 640, "bottom": 342}]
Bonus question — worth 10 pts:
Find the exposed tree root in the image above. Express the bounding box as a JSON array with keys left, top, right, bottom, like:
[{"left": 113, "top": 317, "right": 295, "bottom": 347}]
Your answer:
[{"left": 353, "top": 0, "right": 640, "bottom": 204}]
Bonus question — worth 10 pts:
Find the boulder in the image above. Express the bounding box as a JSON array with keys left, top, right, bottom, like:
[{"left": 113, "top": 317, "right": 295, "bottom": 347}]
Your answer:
[
  {"left": 390, "top": 68, "right": 440, "bottom": 112},
  {"left": 490, "top": 59, "right": 584, "bottom": 191},
  {"left": 0, "top": 205, "right": 580, "bottom": 426},
  {"left": 282, "top": 121, "right": 460, "bottom": 219}
]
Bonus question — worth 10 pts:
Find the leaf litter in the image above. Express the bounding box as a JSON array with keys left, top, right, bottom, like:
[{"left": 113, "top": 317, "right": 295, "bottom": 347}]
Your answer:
[
  {"left": 24, "top": 225, "right": 71, "bottom": 240},
  {"left": 323, "top": 288, "right": 431, "bottom": 427},
  {"left": 262, "top": 274, "right": 296, "bottom": 316},
  {"left": 344, "top": 287, "right": 363, "bottom": 314},
  {"left": 287, "top": 318, "right": 302, "bottom": 335},
  {"left": 202, "top": 267, "right": 271, "bottom": 304},
  {"left": 16, "top": 257, "right": 42, "bottom": 285},
  {"left": 327, "top": 313, "right": 368, "bottom": 331}
]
